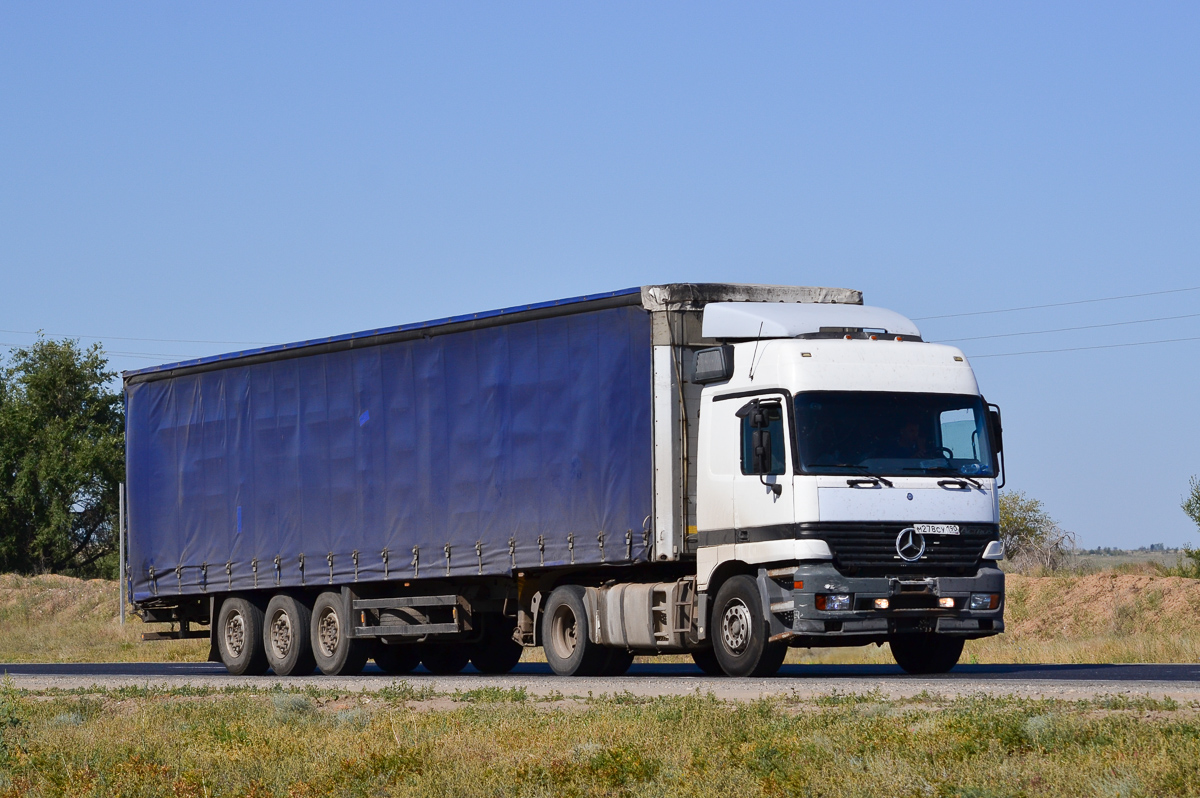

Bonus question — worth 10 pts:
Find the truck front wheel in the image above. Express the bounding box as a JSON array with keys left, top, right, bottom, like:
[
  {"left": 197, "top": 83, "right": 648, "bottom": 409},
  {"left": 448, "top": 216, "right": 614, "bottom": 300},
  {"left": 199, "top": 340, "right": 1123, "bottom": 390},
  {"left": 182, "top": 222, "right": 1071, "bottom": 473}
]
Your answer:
[
  {"left": 711, "top": 576, "right": 786, "bottom": 677},
  {"left": 541, "top": 585, "right": 608, "bottom": 676},
  {"left": 311, "top": 591, "right": 369, "bottom": 676},
  {"left": 889, "top": 634, "right": 964, "bottom": 674},
  {"left": 217, "top": 597, "right": 269, "bottom": 676},
  {"left": 264, "top": 594, "right": 316, "bottom": 676}
]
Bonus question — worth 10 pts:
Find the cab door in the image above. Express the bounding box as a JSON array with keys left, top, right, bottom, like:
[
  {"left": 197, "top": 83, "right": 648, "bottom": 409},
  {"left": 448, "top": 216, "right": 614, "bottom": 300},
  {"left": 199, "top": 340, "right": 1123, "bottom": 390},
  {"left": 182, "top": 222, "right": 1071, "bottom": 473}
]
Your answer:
[{"left": 730, "top": 394, "right": 795, "bottom": 535}]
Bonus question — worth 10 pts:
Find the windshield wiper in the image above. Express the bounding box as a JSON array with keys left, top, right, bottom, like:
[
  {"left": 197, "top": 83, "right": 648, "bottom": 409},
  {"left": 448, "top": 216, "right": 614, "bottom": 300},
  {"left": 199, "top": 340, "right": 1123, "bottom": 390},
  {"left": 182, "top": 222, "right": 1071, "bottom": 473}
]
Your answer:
[
  {"left": 904, "top": 466, "right": 983, "bottom": 489},
  {"left": 809, "top": 464, "right": 895, "bottom": 487},
  {"left": 847, "top": 475, "right": 894, "bottom": 488}
]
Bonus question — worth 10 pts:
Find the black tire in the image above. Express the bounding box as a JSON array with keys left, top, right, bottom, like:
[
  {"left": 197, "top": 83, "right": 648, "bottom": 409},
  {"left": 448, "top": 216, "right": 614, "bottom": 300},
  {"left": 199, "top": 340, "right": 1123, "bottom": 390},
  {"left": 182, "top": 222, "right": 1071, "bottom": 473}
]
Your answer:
[
  {"left": 311, "top": 591, "right": 369, "bottom": 676},
  {"left": 691, "top": 647, "right": 725, "bottom": 676},
  {"left": 711, "top": 575, "right": 786, "bottom": 677},
  {"left": 599, "top": 648, "right": 634, "bottom": 676},
  {"left": 889, "top": 635, "right": 964, "bottom": 675},
  {"left": 421, "top": 645, "right": 472, "bottom": 675},
  {"left": 470, "top": 615, "right": 524, "bottom": 675},
  {"left": 264, "top": 594, "right": 316, "bottom": 676},
  {"left": 373, "top": 642, "right": 422, "bottom": 675},
  {"left": 541, "top": 585, "right": 608, "bottom": 676},
  {"left": 217, "top": 597, "right": 269, "bottom": 676}
]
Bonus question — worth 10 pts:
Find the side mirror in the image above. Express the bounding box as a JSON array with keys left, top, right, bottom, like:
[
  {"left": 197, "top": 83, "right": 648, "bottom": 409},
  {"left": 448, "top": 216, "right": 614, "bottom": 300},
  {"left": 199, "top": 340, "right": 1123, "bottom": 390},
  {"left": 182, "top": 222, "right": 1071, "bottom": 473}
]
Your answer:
[
  {"left": 752, "top": 429, "right": 773, "bottom": 474},
  {"left": 986, "top": 402, "right": 1005, "bottom": 489}
]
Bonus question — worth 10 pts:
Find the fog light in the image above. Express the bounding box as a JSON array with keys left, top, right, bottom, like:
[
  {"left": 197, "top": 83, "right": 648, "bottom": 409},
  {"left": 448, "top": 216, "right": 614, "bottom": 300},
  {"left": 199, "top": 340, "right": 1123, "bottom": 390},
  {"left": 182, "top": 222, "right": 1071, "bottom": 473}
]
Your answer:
[
  {"left": 938, "top": 597, "right": 956, "bottom": 609},
  {"left": 970, "top": 593, "right": 1000, "bottom": 610},
  {"left": 874, "top": 598, "right": 889, "bottom": 610},
  {"left": 816, "top": 594, "right": 851, "bottom": 611}
]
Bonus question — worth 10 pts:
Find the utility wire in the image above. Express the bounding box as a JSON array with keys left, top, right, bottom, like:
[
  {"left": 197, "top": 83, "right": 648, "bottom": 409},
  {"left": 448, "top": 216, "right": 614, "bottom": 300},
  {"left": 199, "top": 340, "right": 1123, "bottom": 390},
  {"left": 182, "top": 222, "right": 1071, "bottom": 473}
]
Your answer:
[
  {"left": 0, "top": 342, "right": 190, "bottom": 360},
  {"left": 968, "top": 335, "right": 1200, "bottom": 359},
  {"left": 0, "top": 328, "right": 277, "bottom": 346},
  {"left": 935, "top": 312, "right": 1200, "bottom": 343},
  {"left": 913, "top": 286, "right": 1200, "bottom": 321}
]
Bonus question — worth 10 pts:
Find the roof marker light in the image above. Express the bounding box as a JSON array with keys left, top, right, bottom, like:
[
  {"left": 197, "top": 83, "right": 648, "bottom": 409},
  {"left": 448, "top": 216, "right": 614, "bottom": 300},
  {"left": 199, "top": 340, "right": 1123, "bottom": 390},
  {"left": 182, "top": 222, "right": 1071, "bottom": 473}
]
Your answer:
[
  {"left": 801, "top": 352, "right": 812, "bottom": 358},
  {"left": 954, "top": 356, "right": 964, "bottom": 362},
  {"left": 844, "top": 334, "right": 853, "bottom": 340},
  {"left": 895, "top": 336, "right": 903, "bottom": 342},
  {"left": 869, "top": 335, "right": 878, "bottom": 341}
]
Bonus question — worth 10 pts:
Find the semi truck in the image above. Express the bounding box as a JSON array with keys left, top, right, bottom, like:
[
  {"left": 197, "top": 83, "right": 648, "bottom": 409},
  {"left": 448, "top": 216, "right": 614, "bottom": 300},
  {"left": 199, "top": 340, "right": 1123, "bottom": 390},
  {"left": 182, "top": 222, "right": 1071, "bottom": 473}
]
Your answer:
[{"left": 124, "top": 283, "right": 1006, "bottom": 678}]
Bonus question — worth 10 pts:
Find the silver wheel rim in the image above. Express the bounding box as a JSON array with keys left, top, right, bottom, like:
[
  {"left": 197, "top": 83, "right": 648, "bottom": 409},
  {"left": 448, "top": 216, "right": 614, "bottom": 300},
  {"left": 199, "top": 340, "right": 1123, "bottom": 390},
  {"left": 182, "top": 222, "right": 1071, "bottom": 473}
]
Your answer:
[
  {"left": 225, "top": 610, "right": 246, "bottom": 658},
  {"left": 317, "top": 606, "right": 340, "bottom": 658},
  {"left": 549, "top": 603, "right": 579, "bottom": 659},
  {"left": 721, "top": 599, "right": 752, "bottom": 655},
  {"left": 270, "top": 609, "right": 293, "bottom": 661}
]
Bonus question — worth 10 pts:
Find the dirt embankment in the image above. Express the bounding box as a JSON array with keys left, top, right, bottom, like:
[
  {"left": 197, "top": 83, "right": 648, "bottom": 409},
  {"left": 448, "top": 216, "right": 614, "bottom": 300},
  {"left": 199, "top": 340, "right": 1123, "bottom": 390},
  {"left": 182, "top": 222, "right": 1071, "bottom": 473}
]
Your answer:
[
  {"left": 0, "top": 573, "right": 206, "bottom": 663},
  {"left": 1003, "top": 572, "right": 1200, "bottom": 640}
]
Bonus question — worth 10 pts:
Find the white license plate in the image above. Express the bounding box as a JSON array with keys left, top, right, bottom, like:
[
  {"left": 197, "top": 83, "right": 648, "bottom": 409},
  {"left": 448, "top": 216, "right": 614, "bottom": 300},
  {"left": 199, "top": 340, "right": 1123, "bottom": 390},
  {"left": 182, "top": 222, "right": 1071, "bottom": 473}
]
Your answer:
[{"left": 915, "top": 523, "right": 960, "bottom": 536}]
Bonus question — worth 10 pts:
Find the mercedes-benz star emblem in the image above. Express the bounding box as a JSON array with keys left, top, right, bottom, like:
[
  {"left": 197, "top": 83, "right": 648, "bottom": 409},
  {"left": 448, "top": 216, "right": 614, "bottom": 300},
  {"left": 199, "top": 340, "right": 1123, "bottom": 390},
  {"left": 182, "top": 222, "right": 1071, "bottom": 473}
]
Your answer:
[{"left": 896, "top": 527, "right": 926, "bottom": 562}]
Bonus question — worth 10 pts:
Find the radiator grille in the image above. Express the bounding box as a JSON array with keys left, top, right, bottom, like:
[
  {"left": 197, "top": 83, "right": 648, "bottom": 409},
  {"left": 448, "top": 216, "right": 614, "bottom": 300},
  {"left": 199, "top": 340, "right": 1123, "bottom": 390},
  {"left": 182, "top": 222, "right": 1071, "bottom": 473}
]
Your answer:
[{"left": 799, "top": 522, "right": 998, "bottom": 576}]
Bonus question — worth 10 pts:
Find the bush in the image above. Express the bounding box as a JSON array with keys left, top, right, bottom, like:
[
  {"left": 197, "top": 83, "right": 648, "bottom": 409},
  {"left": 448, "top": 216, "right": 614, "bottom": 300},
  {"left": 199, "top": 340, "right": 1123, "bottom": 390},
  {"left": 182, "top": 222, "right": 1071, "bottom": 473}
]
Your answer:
[
  {"left": 998, "top": 491, "right": 1075, "bottom": 573},
  {"left": 1183, "top": 475, "right": 1200, "bottom": 531}
]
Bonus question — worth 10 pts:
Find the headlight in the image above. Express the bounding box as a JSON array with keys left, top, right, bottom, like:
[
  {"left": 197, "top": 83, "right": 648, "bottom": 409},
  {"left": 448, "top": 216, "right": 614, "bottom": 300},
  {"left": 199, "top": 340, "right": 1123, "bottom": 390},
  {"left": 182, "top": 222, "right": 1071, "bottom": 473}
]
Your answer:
[
  {"left": 816, "top": 594, "right": 851, "bottom": 611},
  {"left": 969, "top": 593, "right": 1000, "bottom": 610}
]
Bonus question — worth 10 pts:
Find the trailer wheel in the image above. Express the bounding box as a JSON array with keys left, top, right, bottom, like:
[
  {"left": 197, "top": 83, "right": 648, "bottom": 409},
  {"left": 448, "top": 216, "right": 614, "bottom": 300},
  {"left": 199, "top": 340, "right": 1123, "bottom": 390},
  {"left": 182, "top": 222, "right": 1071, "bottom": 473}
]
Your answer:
[
  {"left": 311, "top": 591, "right": 368, "bottom": 676},
  {"left": 711, "top": 576, "right": 786, "bottom": 677},
  {"left": 217, "top": 597, "right": 269, "bottom": 676},
  {"left": 372, "top": 642, "right": 422, "bottom": 675},
  {"left": 421, "top": 645, "right": 471, "bottom": 674},
  {"left": 469, "top": 615, "right": 523, "bottom": 674},
  {"left": 889, "top": 635, "right": 964, "bottom": 675},
  {"left": 264, "top": 594, "right": 316, "bottom": 676},
  {"left": 690, "top": 648, "right": 725, "bottom": 676},
  {"left": 541, "top": 585, "right": 607, "bottom": 676}
]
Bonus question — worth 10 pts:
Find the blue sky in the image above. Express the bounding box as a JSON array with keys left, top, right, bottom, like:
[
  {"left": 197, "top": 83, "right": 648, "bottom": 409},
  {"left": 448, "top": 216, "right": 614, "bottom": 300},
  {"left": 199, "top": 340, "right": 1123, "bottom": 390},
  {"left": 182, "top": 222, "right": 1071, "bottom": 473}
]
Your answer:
[{"left": 1, "top": 3, "right": 1197, "bottom": 547}]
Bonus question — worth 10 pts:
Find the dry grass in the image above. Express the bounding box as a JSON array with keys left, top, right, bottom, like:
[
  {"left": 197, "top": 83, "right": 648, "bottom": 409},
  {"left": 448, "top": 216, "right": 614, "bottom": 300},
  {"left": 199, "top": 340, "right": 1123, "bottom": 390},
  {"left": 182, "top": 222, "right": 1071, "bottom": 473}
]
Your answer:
[
  {"left": 2, "top": 571, "right": 1199, "bottom": 666},
  {"left": 0, "top": 684, "right": 1197, "bottom": 797},
  {"left": 0, "top": 574, "right": 206, "bottom": 663}
]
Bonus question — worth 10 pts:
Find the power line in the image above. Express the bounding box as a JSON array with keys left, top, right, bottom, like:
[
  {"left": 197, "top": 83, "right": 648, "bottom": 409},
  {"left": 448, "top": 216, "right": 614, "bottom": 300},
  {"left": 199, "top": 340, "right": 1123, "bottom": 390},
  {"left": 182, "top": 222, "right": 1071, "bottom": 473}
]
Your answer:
[
  {"left": 0, "top": 329, "right": 278, "bottom": 346},
  {"left": 935, "top": 312, "right": 1200, "bottom": 343},
  {"left": 0, "top": 342, "right": 189, "bottom": 360},
  {"left": 913, "top": 286, "right": 1200, "bottom": 321},
  {"left": 968, "top": 335, "right": 1200, "bottom": 359}
]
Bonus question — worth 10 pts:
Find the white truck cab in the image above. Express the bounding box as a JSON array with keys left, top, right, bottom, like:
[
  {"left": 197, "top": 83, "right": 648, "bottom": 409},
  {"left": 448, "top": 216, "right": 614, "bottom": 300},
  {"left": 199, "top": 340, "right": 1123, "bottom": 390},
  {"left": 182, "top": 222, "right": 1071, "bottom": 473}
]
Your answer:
[{"left": 687, "top": 301, "right": 1005, "bottom": 676}]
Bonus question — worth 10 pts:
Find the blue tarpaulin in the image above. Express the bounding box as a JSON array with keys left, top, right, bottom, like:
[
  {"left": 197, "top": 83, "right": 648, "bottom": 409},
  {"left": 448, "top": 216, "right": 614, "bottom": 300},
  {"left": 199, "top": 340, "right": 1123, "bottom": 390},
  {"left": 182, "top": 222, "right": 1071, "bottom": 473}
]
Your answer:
[{"left": 126, "top": 305, "right": 654, "bottom": 602}]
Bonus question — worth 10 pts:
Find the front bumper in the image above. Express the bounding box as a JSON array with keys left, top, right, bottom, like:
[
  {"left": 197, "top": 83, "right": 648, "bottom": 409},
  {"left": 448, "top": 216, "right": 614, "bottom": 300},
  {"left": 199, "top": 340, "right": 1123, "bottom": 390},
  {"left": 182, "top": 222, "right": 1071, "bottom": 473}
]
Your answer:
[{"left": 760, "top": 564, "right": 1005, "bottom": 644}]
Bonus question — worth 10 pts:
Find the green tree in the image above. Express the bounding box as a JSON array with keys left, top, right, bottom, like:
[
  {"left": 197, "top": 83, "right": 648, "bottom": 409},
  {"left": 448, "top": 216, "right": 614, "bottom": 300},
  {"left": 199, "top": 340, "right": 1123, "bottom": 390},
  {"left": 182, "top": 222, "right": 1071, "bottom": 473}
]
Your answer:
[
  {"left": 0, "top": 338, "right": 123, "bottom": 576},
  {"left": 1183, "top": 476, "right": 1200, "bottom": 532},
  {"left": 997, "top": 490, "right": 1074, "bottom": 571}
]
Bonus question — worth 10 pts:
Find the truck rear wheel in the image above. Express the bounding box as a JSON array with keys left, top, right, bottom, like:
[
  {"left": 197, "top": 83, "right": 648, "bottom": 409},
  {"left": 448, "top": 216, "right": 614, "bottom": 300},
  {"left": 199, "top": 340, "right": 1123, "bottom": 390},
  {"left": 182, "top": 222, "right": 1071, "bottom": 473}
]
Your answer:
[
  {"left": 311, "top": 591, "right": 369, "bottom": 676},
  {"left": 373, "top": 642, "right": 422, "bottom": 675},
  {"left": 691, "top": 648, "right": 725, "bottom": 676},
  {"left": 598, "top": 648, "right": 634, "bottom": 676},
  {"left": 541, "top": 585, "right": 608, "bottom": 676},
  {"left": 421, "top": 645, "right": 471, "bottom": 674},
  {"left": 711, "top": 576, "right": 786, "bottom": 677},
  {"left": 218, "top": 597, "right": 269, "bottom": 676},
  {"left": 889, "top": 635, "right": 964, "bottom": 674},
  {"left": 264, "top": 594, "right": 316, "bottom": 676},
  {"left": 469, "top": 615, "right": 523, "bottom": 674}
]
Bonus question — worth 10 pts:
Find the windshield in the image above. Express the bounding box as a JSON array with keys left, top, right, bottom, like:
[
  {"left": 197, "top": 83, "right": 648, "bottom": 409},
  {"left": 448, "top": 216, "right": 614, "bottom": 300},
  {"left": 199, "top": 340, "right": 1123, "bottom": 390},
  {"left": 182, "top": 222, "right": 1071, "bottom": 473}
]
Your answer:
[{"left": 794, "top": 391, "right": 995, "bottom": 478}]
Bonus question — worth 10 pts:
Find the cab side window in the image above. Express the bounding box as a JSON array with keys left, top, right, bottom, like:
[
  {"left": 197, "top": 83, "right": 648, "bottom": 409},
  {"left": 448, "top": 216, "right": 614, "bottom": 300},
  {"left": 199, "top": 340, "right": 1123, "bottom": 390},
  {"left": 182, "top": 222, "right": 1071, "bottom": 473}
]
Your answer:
[{"left": 740, "top": 403, "right": 786, "bottom": 475}]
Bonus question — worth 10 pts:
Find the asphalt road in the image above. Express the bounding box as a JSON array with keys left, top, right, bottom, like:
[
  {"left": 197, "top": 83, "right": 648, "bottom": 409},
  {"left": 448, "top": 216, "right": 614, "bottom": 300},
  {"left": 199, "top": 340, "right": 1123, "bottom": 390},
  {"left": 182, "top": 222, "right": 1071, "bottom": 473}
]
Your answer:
[{"left": 5, "top": 661, "right": 1200, "bottom": 701}]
